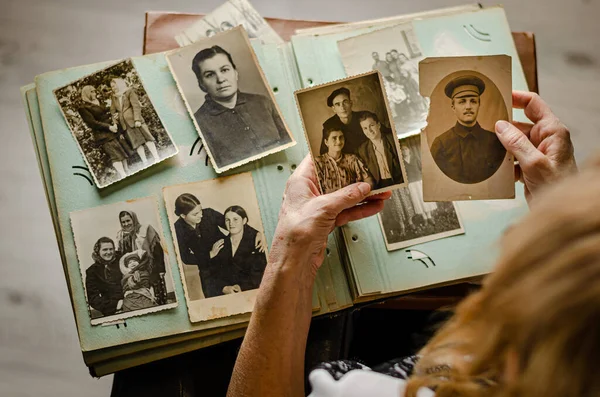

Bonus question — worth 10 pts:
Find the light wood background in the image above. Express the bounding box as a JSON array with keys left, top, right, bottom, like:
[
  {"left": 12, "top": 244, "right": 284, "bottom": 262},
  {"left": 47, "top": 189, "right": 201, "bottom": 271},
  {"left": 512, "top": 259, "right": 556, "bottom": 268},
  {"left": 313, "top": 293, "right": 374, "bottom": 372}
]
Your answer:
[{"left": 1, "top": 0, "right": 599, "bottom": 395}]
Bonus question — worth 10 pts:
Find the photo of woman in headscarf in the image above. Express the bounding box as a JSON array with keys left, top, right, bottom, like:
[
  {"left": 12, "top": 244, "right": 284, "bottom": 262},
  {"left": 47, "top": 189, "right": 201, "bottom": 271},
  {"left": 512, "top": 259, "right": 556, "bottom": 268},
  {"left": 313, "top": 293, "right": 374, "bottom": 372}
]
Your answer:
[
  {"left": 116, "top": 210, "right": 167, "bottom": 305},
  {"left": 210, "top": 205, "right": 267, "bottom": 294},
  {"left": 78, "top": 85, "right": 130, "bottom": 179},
  {"left": 110, "top": 78, "right": 160, "bottom": 165}
]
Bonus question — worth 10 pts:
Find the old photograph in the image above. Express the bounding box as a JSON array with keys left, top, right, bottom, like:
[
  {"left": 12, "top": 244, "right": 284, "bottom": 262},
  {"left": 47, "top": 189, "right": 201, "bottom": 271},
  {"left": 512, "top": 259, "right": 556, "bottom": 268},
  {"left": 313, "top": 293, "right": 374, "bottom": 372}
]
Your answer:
[
  {"left": 167, "top": 26, "right": 295, "bottom": 173},
  {"left": 70, "top": 196, "right": 178, "bottom": 325},
  {"left": 419, "top": 55, "right": 514, "bottom": 201},
  {"left": 175, "top": 0, "right": 283, "bottom": 46},
  {"left": 295, "top": 71, "right": 407, "bottom": 196},
  {"left": 379, "top": 135, "right": 464, "bottom": 251},
  {"left": 163, "top": 172, "right": 267, "bottom": 323},
  {"left": 54, "top": 59, "right": 178, "bottom": 188},
  {"left": 338, "top": 24, "right": 429, "bottom": 139}
]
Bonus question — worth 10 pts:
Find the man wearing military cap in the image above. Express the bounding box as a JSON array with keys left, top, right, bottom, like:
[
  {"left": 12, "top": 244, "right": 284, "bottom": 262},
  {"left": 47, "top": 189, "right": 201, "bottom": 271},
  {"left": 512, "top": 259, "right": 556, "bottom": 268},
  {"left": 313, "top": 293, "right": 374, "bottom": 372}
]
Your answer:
[{"left": 430, "top": 74, "right": 506, "bottom": 184}]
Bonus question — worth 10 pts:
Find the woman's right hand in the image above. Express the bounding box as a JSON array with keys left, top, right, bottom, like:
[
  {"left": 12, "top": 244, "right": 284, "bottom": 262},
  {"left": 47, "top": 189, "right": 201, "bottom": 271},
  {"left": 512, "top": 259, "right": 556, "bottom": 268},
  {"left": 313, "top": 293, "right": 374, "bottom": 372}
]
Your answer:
[
  {"left": 210, "top": 239, "right": 225, "bottom": 259},
  {"left": 495, "top": 91, "right": 577, "bottom": 204}
]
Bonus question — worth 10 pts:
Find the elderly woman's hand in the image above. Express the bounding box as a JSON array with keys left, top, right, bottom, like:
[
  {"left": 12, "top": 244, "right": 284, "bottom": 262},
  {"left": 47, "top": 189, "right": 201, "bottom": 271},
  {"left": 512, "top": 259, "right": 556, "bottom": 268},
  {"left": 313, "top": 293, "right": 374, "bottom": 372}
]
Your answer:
[
  {"left": 495, "top": 91, "right": 577, "bottom": 204},
  {"left": 268, "top": 156, "right": 391, "bottom": 280}
]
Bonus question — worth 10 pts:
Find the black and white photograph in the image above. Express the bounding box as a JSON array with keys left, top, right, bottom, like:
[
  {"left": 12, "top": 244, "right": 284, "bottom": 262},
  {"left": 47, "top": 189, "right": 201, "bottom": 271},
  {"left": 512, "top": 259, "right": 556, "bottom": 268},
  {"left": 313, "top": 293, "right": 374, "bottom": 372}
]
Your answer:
[
  {"left": 167, "top": 26, "right": 295, "bottom": 173},
  {"left": 163, "top": 172, "right": 267, "bottom": 323},
  {"left": 175, "top": 0, "right": 283, "bottom": 46},
  {"left": 338, "top": 24, "right": 429, "bottom": 138},
  {"left": 379, "top": 135, "right": 464, "bottom": 251},
  {"left": 70, "top": 197, "right": 178, "bottom": 325},
  {"left": 54, "top": 59, "right": 178, "bottom": 188},
  {"left": 419, "top": 55, "right": 514, "bottom": 201},
  {"left": 295, "top": 71, "right": 407, "bottom": 196}
]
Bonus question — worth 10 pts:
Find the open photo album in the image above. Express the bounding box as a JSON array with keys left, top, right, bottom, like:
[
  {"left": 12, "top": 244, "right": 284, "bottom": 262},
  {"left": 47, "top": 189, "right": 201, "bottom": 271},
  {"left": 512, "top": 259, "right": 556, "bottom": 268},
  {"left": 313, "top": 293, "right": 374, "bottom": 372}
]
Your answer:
[{"left": 22, "top": 1, "right": 534, "bottom": 377}]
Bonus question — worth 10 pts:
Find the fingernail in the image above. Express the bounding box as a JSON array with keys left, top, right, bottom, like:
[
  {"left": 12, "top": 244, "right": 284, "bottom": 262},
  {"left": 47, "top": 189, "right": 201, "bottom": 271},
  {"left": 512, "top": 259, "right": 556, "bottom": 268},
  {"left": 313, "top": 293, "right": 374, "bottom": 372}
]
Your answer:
[
  {"left": 358, "top": 183, "right": 371, "bottom": 196},
  {"left": 496, "top": 120, "right": 510, "bottom": 134}
]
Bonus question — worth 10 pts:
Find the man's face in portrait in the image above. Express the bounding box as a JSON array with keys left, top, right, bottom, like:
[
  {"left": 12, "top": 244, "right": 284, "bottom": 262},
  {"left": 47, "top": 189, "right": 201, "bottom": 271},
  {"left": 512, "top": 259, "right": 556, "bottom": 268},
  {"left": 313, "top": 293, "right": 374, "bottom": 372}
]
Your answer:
[
  {"left": 331, "top": 93, "right": 353, "bottom": 120},
  {"left": 360, "top": 117, "right": 382, "bottom": 141},
  {"left": 372, "top": 52, "right": 379, "bottom": 61},
  {"left": 197, "top": 53, "right": 239, "bottom": 101},
  {"left": 390, "top": 50, "right": 399, "bottom": 60},
  {"left": 452, "top": 94, "right": 480, "bottom": 126}
]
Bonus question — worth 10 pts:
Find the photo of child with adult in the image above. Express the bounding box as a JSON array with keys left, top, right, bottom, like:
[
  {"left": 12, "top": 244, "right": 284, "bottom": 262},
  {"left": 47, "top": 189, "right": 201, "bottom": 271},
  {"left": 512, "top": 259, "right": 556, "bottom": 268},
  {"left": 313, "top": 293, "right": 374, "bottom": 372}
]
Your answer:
[{"left": 70, "top": 197, "right": 177, "bottom": 324}]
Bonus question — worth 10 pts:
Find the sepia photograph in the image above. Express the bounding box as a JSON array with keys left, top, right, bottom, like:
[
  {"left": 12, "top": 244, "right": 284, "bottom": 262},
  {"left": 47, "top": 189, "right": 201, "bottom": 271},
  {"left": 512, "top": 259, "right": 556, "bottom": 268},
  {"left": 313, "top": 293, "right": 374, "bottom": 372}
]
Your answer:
[
  {"left": 167, "top": 26, "right": 295, "bottom": 173},
  {"left": 419, "top": 55, "right": 514, "bottom": 201},
  {"left": 295, "top": 71, "right": 407, "bottom": 196},
  {"left": 163, "top": 172, "right": 267, "bottom": 323},
  {"left": 338, "top": 24, "right": 429, "bottom": 139},
  {"left": 70, "top": 196, "right": 178, "bottom": 325},
  {"left": 54, "top": 59, "right": 178, "bottom": 188},
  {"left": 379, "top": 135, "right": 464, "bottom": 251},
  {"left": 175, "top": 0, "right": 284, "bottom": 46}
]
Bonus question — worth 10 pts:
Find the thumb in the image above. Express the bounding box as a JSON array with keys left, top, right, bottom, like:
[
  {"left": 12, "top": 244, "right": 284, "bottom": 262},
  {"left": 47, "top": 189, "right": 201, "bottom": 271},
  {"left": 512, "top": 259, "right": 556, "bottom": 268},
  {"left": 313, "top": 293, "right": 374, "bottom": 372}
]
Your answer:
[
  {"left": 495, "top": 120, "right": 544, "bottom": 169},
  {"left": 319, "top": 182, "right": 372, "bottom": 216}
]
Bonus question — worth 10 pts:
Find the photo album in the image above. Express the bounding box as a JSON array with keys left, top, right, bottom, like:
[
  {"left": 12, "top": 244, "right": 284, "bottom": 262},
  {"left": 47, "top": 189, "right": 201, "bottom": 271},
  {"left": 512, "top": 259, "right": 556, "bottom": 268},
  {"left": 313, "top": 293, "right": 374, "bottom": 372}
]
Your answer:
[{"left": 22, "top": 0, "right": 535, "bottom": 376}]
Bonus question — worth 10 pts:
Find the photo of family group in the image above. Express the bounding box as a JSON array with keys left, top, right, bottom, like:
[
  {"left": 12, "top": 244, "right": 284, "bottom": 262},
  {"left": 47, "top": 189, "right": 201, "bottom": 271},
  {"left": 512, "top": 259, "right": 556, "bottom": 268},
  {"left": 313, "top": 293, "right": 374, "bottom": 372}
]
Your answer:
[
  {"left": 379, "top": 135, "right": 464, "bottom": 251},
  {"left": 70, "top": 197, "right": 177, "bottom": 325},
  {"left": 163, "top": 172, "right": 267, "bottom": 323},
  {"left": 54, "top": 59, "right": 178, "bottom": 188},
  {"left": 295, "top": 71, "right": 407, "bottom": 196},
  {"left": 167, "top": 26, "right": 295, "bottom": 173},
  {"left": 338, "top": 24, "right": 429, "bottom": 138}
]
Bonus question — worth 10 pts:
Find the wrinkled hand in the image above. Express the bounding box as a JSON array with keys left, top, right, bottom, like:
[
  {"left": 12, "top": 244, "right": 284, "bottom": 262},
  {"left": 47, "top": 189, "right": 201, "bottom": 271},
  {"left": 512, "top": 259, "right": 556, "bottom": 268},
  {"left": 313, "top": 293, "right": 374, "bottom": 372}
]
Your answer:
[
  {"left": 134, "top": 121, "right": 142, "bottom": 128},
  {"left": 271, "top": 156, "right": 391, "bottom": 277},
  {"left": 109, "top": 125, "right": 118, "bottom": 133},
  {"left": 495, "top": 91, "right": 577, "bottom": 204},
  {"left": 210, "top": 239, "right": 225, "bottom": 259},
  {"left": 255, "top": 232, "right": 267, "bottom": 253}
]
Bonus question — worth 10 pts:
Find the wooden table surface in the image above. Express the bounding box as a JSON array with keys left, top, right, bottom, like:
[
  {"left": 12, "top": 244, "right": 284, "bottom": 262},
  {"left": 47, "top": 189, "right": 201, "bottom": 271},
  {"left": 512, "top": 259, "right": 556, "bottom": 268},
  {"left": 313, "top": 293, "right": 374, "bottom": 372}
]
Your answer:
[{"left": 1, "top": 0, "right": 598, "bottom": 395}]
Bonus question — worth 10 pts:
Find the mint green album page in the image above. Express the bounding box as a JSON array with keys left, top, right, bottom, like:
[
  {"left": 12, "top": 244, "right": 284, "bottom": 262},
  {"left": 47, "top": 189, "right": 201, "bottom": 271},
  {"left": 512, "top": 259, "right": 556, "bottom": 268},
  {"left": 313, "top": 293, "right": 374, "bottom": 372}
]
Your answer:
[
  {"left": 290, "top": 6, "right": 530, "bottom": 298},
  {"left": 33, "top": 42, "right": 351, "bottom": 352}
]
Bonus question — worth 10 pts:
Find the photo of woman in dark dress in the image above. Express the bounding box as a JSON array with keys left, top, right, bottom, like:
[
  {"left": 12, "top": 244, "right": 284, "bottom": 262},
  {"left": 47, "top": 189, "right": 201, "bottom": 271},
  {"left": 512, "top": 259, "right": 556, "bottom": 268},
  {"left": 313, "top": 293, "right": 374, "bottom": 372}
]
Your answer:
[
  {"left": 78, "top": 85, "right": 130, "bottom": 179},
  {"left": 85, "top": 237, "right": 124, "bottom": 318},
  {"left": 210, "top": 206, "right": 267, "bottom": 293},
  {"left": 172, "top": 194, "right": 266, "bottom": 298}
]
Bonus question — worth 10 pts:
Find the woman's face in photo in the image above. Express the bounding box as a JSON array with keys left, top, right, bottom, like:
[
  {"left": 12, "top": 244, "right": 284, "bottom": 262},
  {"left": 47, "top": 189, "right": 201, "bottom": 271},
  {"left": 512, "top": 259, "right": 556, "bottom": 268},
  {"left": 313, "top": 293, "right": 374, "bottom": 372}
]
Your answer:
[
  {"left": 324, "top": 130, "right": 345, "bottom": 154},
  {"left": 110, "top": 80, "right": 119, "bottom": 94},
  {"left": 182, "top": 204, "right": 203, "bottom": 226},
  {"left": 198, "top": 54, "right": 239, "bottom": 101},
  {"left": 99, "top": 242, "right": 115, "bottom": 262},
  {"left": 225, "top": 211, "right": 246, "bottom": 235},
  {"left": 120, "top": 214, "right": 135, "bottom": 233}
]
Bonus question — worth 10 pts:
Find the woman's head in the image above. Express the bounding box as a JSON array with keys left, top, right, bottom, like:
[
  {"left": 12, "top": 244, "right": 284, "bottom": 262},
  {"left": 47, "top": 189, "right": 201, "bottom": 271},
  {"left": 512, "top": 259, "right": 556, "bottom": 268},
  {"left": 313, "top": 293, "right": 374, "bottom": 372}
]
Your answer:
[
  {"left": 81, "top": 85, "right": 99, "bottom": 104},
  {"left": 408, "top": 163, "right": 600, "bottom": 397},
  {"left": 119, "top": 211, "right": 139, "bottom": 233},
  {"left": 175, "top": 193, "right": 203, "bottom": 226},
  {"left": 224, "top": 206, "right": 248, "bottom": 235},
  {"left": 323, "top": 126, "right": 345, "bottom": 155},
  {"left": 92, "top": 237, "right": 115, "bottom": 263},
  {"left": 110, "top": 78, "right": 129, "bottom": 95}
]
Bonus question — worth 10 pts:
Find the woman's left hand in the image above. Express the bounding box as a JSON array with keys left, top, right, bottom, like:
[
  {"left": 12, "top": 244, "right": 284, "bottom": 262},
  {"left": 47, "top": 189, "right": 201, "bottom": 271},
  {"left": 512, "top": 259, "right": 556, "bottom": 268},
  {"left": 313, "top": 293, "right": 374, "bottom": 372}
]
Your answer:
[
  {"left": 255, "top": 232, "right": 267, "bottom": 253},
  {"left": 134, "top": 121, "right": 142, "bottom": 128},
  {"left": 269, "top": 155, "right": 391, "bottom": 279}
]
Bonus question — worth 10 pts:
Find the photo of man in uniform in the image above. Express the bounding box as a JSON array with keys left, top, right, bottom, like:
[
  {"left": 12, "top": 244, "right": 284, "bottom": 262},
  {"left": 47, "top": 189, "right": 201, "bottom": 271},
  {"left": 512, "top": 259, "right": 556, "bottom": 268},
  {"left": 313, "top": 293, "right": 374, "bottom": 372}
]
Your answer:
[
  {"left": 320, "top": 87, "right": 368, "bottom": 155},
  {"left": 191, "top": 45, "right": 292, "bottom": 168},
  {"left": 430, "top": 75, "right": 506, "bottom": 184}
]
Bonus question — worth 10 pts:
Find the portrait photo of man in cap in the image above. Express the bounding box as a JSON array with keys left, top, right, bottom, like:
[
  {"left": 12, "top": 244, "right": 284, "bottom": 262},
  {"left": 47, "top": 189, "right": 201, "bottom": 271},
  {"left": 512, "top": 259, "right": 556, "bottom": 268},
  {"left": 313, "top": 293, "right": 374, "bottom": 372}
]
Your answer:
[{"left": 429, "top": 74, "right": 507, "bottom": 184}]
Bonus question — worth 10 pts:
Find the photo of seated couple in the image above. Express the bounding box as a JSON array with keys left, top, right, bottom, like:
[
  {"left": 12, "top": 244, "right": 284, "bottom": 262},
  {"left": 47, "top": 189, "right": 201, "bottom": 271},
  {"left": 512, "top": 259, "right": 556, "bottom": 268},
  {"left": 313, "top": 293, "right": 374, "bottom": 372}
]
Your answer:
[{"left": 296, "top": 72, "right": 406, "bottom": 195}]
